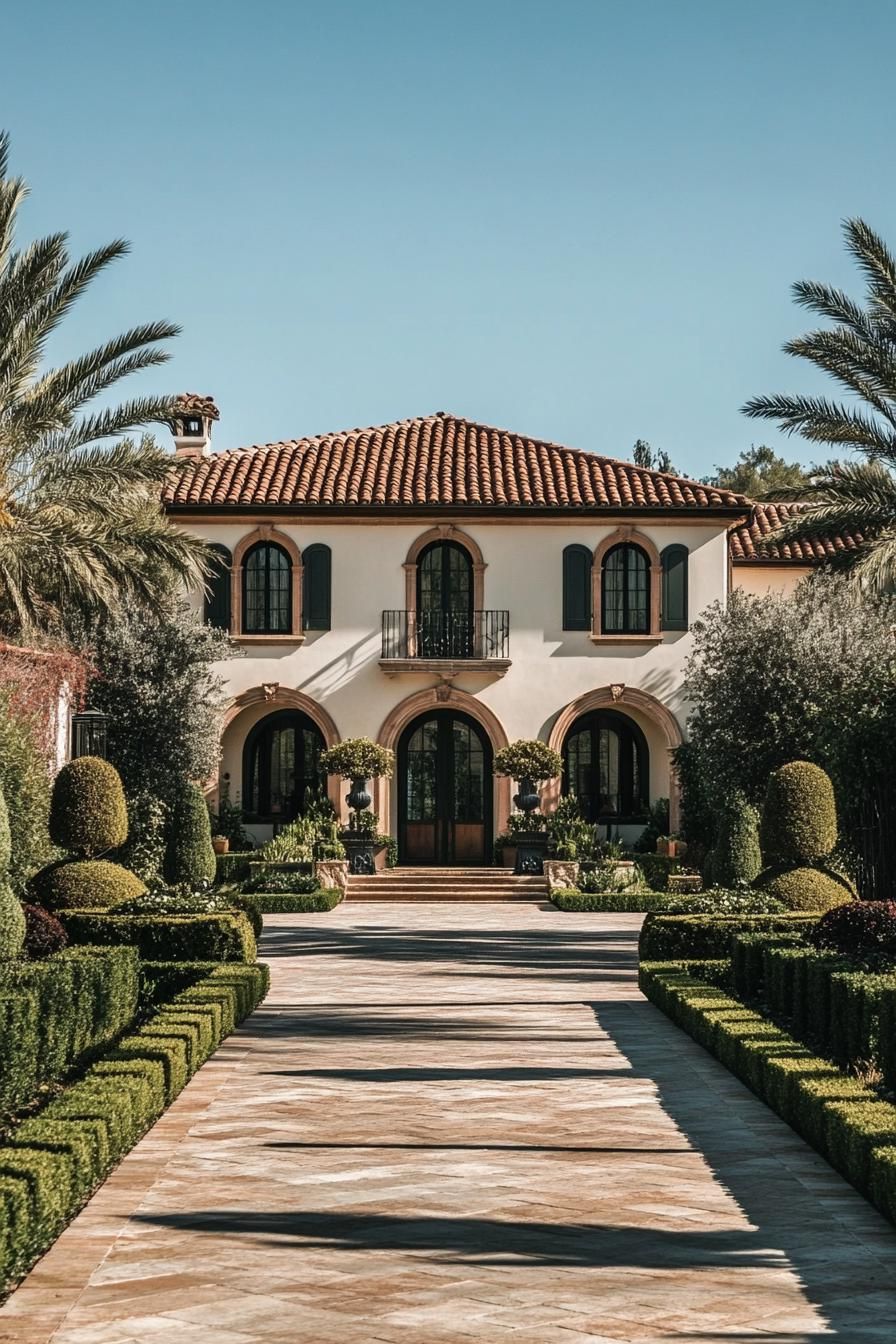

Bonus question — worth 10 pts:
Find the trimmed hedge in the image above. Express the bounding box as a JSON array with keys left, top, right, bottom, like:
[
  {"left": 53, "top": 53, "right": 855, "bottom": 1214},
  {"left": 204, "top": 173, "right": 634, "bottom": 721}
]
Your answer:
[
  {"left": 215, "top": 850, "right": 254, "bottom": 885},
  {"left": 639, "top": 959, "right": 896, "bottom": 1224},
  {"left": 57, "top": 910, "right": 256, "bottom": 963},
  {"left": 714, "top": 792, "right": 761, "bottom": 888},
  {"left": 0, "top": 961, "right": 269, "bottom": 1293},
  {"left": 0, "top": 946, "right": 138, "bottom": 1122},
  {"left": 49, "top": 757, "right": 128, "bottom": 857},
  {"left": 638, "top": 913, "right": 817, "bottom": 962},
  {"left": 252, "top": 890, "right": 342, "bottom": 913},
  {"left": 757, "top": 864, "right": 854, "bottom": 913},
  {"left": 33, "top": 858, "right": 147, "bottom": 912},
  {"left": 760, "top": 760, "right": 837, "bottom": 865},
  {"left": 165, "top": 783, "right": 216, "bottom": 888},
  {"left": 138, "top": 960, "right": 222, "bottom": 1012},
  {"left": 551, "top": 889, "right": 670, "bottom": 913}
]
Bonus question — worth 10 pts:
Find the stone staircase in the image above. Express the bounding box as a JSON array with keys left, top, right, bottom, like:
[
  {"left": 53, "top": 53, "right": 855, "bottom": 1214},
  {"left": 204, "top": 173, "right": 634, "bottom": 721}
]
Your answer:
[{"left": 346, "top": 866, "right": 548, "bottom": 902}]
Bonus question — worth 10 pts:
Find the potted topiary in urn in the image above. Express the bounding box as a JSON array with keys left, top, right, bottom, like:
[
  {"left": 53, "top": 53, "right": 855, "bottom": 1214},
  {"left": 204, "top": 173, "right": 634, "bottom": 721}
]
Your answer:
[
  {"left": 319, "top": 738, "right": 395, "bottom": 875},
  {"left": 493, "top": 740, "right": 563, "bottom": 874}
]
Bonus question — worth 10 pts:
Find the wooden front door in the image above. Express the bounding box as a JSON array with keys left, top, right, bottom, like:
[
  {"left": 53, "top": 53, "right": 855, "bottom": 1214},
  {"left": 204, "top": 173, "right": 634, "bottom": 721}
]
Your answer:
[{"left": 398, "top": 711, "right": 492, "bottom": 865}]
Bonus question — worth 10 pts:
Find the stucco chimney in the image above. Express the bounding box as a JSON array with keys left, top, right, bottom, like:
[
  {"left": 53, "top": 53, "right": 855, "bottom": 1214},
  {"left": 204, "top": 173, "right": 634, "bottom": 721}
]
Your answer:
[{"left": 167, "top": 393, "right": 219, "bottom": 458}]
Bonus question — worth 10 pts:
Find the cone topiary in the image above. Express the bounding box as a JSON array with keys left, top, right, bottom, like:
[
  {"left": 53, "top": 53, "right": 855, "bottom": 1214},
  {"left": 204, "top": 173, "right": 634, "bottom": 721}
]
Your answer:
[
  {"left": 164, "top": 781, "right": 216, "bottom": 888},
  {"left": 714, "top": 791, "right": 761, "bottom": 888},
  {"left": 758, "top": 865, "right": 854, "bottom": 913},
  {"left": 49, "top": 756, "right": 128, "bottom": 857},
  {"left": 33, "top": 858, "right": 146, "bottom": 912},
  {"left": 0, "top": 781, "right": 25, "bottom": 959},
  {"left": 760, "top": 760, "right": 837, "bottom": 865}
]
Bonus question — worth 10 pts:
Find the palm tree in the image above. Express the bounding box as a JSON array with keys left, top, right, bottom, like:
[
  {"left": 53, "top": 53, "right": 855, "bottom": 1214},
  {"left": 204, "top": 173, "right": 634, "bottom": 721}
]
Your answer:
[
  {"left": 742, "top": 218, "right": 896, "bottom": 588},
  {"left": 0, "top": 130, "right": 208, "bottom": 633}
]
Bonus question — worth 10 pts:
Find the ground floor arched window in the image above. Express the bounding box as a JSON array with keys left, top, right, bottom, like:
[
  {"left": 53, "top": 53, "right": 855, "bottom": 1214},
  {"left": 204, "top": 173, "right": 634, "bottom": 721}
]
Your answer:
[
  {"left": 561, "top": 709, "right": 649, "bottom": 823},
  {"left": 242, "top": 710, "right": 325, "bottom": 822}
]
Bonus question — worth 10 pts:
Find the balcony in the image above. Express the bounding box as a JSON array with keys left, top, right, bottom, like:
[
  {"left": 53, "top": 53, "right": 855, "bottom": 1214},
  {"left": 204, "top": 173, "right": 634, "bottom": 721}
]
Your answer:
[{"left": 380, "top": 610, "right": 511, "bottom": 676}]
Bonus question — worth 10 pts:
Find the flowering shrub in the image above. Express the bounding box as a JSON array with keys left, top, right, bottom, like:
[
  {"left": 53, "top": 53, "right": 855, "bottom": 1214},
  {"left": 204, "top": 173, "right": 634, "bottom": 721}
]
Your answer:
[
  {"left": 493, "top": 740, "right": 562, "bottom": 782},
  {"left": 809, "top": 900, "right": 896, "bottom": 966},
  {"left": 319, "top": 739, "right": 394, "bottom": 780},
  {"left": 660, "top": 889, "right": 787, "bottom": 915},
  {"left": 21, "top": 903, "right": 68, "bottom": 959},
  {"left": 242, "top": 870, "right": 320, "bottom": 895}
]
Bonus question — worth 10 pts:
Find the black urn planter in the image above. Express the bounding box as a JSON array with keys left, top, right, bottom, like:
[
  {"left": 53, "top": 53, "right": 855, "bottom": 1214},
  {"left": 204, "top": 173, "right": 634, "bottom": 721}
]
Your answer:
[
  {"left": 341, "top": 834, "right": 377, "bottom": 875},
  {"left": 347, "top": 777, "right": 372, "bottom": 812},
  {"left": 513, "top": 777, "right": 541, "bottom": 814}
]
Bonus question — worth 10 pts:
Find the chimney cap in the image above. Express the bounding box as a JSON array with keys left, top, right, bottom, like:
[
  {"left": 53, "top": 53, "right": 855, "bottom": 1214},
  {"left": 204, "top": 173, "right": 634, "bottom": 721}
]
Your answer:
[{"left": 170, "top": 392, "right": 220, "bottom": 423}]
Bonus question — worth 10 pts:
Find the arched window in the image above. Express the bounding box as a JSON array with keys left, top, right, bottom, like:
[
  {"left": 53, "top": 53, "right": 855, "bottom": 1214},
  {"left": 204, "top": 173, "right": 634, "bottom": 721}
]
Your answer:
[
  {"left": 661, "top": 544, "right": 689, "bottom": 631},
  {"left": 243, "top": 542, "right": 291, "bottom": 635},
  {"left": 416, "top": 540, "right": 474, "bottom": 657},
  {"left": 204, "top": 543, "right": 231, "bottom": 631},
  {"left": 242, "top": 710, "right": 325, "bottom": 822},
  {"left": 302, "top": 544, "right": 331, "bottom": 631},
  {"left": 562, "top": 545, "right": 592, "bottom": 631},
  {"left": 601, "top": 544, "right": 649, "bottom": 635},
  {"left": 562, "top": 710, "right": 649, "bottom": 822}
]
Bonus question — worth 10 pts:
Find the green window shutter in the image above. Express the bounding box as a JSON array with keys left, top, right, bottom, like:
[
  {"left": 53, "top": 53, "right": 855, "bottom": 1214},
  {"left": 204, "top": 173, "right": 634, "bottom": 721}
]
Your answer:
[
  {"left": 661, "top": 545, "right": 688, "bottom": 631},
  {"left": 204, "top": 544, "right": 231, "bottom": 631},
  {"left": 302, "top": 545, "right": 331, "bottom": 630},
  {"left": 563, "top": 545, "right": 592, "bottom": 630}
]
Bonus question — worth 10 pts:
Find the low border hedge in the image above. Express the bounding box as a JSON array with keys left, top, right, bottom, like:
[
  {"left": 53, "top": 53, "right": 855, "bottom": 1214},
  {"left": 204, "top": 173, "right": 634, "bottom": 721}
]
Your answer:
[
  {"left": 638, "top": 913, "right": 817, "bottom": 962},
  {"left": 551, "top": 889, "right": 669, "bottom": 913},
  {"left": 0, "top": 960, "right": 269, "bottom": 1295},
  {"left": 640, "top": 959, "right": 896, "bottom": 1225},
  {"left": 252, "top": 890, "right": 342, "bottom": 913},
  {"left": 57, "top": 910, "right": 256, "bottom": 963},
  {"left": 213, "top": 851, "right": 254, "bottom": 885}
]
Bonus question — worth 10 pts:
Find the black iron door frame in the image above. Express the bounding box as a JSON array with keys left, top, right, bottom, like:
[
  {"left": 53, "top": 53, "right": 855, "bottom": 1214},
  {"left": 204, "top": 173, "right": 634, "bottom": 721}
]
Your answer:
[{"left": 398, "top": 710, "right": 493, "bottom": 865}]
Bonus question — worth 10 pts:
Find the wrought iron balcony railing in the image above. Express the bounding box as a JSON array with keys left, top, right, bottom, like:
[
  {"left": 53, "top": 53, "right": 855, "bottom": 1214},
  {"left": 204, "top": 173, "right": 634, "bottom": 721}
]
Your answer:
[{"left": 381, "top": 610, "right": 510, "bottom": 661}]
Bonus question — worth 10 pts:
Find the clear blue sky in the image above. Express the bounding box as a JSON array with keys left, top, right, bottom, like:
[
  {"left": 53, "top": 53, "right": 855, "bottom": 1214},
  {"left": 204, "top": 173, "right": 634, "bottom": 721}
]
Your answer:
[{"left": 5, "top": 0, "right": 891, "bottom": 477}]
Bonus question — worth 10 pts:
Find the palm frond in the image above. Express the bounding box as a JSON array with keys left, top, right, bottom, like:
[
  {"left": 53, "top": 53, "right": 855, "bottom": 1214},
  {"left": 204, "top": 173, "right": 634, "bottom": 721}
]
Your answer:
[
  {"left": 742, "top": 392, "right": 896, "bottom": 458},
  {"left": 843, "top": 218, "right": 896, "bottom": 323}
]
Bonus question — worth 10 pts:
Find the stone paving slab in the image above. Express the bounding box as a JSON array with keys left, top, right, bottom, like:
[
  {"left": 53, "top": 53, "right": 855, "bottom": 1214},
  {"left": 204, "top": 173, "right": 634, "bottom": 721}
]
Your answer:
[{"left": 2, "top": 903, "right": 896, "bottom": 1342}]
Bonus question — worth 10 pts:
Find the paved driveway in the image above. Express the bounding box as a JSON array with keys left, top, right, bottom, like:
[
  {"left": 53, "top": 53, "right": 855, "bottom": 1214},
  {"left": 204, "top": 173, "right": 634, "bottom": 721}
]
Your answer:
[{"left": 3, "top": 903, "right": 896, "bottom": 1342}]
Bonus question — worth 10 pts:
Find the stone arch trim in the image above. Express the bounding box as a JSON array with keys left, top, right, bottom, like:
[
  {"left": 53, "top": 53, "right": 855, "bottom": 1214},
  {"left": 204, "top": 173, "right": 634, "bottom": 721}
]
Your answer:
[
  {"left": 403, "top": 525, "right": 486, "bottom": 614},
  {"left": 217, "top": 686, "right": 341, "bottom": 813},
  {"left": 592, "top": 526, "right": 662, "bottom": 638},
  {"left": 375, "top": 686, "right": 511, "bottom": 842},
  {"left": 544, "top": 685, "right": 684, "bottom": 829},
  {"left": 232, "top": 526, "right": 302, "bottom": 636}
]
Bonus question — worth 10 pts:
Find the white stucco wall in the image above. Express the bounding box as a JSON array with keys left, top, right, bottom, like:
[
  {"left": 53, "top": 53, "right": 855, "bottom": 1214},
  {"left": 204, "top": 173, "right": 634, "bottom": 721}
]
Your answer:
[
  {"left": 180, "top": 515, "right": 732, "bottom": 839},
  {"left": 732, "top": 564, "right": 812, "bottom": 597}
]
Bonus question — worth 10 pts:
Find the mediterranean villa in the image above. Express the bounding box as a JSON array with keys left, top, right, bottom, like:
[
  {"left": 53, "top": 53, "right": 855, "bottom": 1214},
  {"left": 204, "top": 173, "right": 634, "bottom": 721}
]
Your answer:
[{"left": 162, "top": 396, "right": 852, "bottom": 863}]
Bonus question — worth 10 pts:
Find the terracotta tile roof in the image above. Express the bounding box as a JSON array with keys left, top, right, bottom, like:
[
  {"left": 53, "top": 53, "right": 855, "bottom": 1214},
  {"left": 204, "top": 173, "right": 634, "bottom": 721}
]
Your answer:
[
  {"left": 729, "top": 502, "right": 863, "bottom": 563},
  {"left": 163, "top": 412, "right": 748, "bottom": 512}
]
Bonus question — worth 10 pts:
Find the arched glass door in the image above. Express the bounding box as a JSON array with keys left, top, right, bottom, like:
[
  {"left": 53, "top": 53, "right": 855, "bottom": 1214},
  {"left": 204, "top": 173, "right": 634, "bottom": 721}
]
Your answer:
[
  {"left": 562, "top": 710, "right": 649, "bottom": 823},
  {"left": 399, "top": 710, "right": 492, "bottom": 865},
  {"left": 243, "top": 710, "right": 325, "bottom": 823},
  {"left": 417, "top": 541, "right": 474, "bottom": 658}
]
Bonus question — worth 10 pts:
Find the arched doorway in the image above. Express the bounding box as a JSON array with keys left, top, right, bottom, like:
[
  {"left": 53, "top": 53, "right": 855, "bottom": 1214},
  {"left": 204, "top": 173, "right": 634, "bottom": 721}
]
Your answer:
[
  {"left": 398, "top": 709, "right": 492, "bottom": 865},
  {"left": 416, "top": 540, "right": 474, "bottom": 658},
  {"left": 242, "top": 709, "right": 326, "bottom": 824},
  {"left": 561, "top": 709, "right": 649, "bottom": 825}
]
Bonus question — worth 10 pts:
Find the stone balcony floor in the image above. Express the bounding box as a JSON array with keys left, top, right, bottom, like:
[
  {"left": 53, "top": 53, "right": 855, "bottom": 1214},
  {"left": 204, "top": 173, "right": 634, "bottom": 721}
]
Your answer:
[{"left": 3, "top": 903, "right": 896, "bottom": 1342}]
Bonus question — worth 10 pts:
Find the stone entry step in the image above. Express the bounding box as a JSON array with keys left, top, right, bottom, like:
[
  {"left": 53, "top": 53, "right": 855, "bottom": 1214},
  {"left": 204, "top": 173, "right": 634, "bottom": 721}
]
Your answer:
[{"left": 346, "top": 866, "right": 548, "bottom": 901}]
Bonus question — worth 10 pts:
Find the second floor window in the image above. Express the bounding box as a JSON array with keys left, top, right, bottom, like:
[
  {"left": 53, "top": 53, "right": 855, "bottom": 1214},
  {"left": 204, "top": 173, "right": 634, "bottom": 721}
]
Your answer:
[
  {"left": 602, "top": 543, "right": 649, "bottom": 635},
  {"left": 243, "top": 541, "right": 291, "bottom": 634}
]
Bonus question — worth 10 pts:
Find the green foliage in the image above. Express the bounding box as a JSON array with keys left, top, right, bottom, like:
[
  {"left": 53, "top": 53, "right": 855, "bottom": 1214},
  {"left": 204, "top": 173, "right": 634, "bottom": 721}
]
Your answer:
[
  {"left": 0, "top": 946, "right": 138, "bottom": 1123},
  {"left": 579, "top": 861, "right": 643, "bottom": 894},
  {"left": 33, "top": 859, "right": 146, "bottom": 912},
  {"left": 0, "top": 132, "right": 211, "bottom": 637},
  {"left": 214, "top": 851, "right": 253, "bottom": 885},
  {"left": 713, "top": 792, "right": 761, "bottom": 887},
  {"left": 164, "top": 782, "right": 216, "bottom": 888},
  {"left": 242, "top": 868, "right": 318, "bottom": 895},
  {"left": 757, "top": 864, "right": 854, "bottom": 912},
  {"left": 57, "top": 909, "right": 256, "bottom": 963},
  {"left": 639, "top": 958, "right": 896, "bottom": 1220},
  {"left": 633, "top": 853, "right": 680, "bottom": 891},
  {"left": 638, "top": 912, "right": 818, "bottom": 962},
  {"left": 707, "top": 444, "right": 813, "bottom": 499},
  {"left": 632, "top": 439, "right": 677, "bottom": 474},
  {"left": 551, "top": 889, "right": 670, "bottom": 913},
  {"left": 319, "top": 738, "right": 395, "bottom": 781},
  {"left": 20, "top": 903, "right": 67, "bottom": 959},
  {"left": 49, "top": 757, "right": 128, "bottom": 857},
  {"left": 544, "top": 795, "right": 597, "bottom": 861},
  {"left": 208, "top": 781, "right": 249, "bottom": 849},
  {"left": 0, "top": 694, "right": 54, "bottom": 892},
  {"left": 0, "top": 883, "right": 24, "bottom": 960},
  {"left": 493, "top": 739, "right": 562, "bottom": 782},
  {"left": 0, "top": 961, "right": 268, "bottom": 1292},
  {"left": 659, "top": 891, "right": 787, "bottom": 916},
  {"left": 87, "top": 602, "right": 230, "bottom": 810},
  {"left": 251, "top": 890, "right": 342, "bottom": 913},
  {"left": 761, "top": 761, "right": 837, "bottom": 864},
  {"left": 633, "top": 797, "right": 671, "bottom": 853},
  {"left": 118, "top": 789, "right": 168, "bottom": 885},
  {"left": 255, "top": 799, "right": 343, "bottom": 864}
]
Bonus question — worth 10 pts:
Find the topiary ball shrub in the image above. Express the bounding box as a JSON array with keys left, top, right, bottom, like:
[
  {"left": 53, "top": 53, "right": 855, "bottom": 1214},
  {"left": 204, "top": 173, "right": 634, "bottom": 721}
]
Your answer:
[
  {"left": 34, "top": 859, "right": 146, "bottom": 912},
  {"left": 714, "top": 791, "right": 761, "bottom": 887},
  {"left": 165, "top": 782, "right": 216, "bottom": 888},
  {"left": 21, "top": 903, "right": 68, "bottom": 959},
  {"left": 809, "top": 900, "right": 896, "bottom": 967},
  {"left": 760, "top": 760, "right": 837, "bottom": 865},
  {"left": 757, "top": 864, "right": 854, "bottom": 913},
  {"left": 0, "top": 882, "right": 25, "bottom": 959},
  {"left": 49, "top": 756, "right": 128, "bottom": 857}
]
